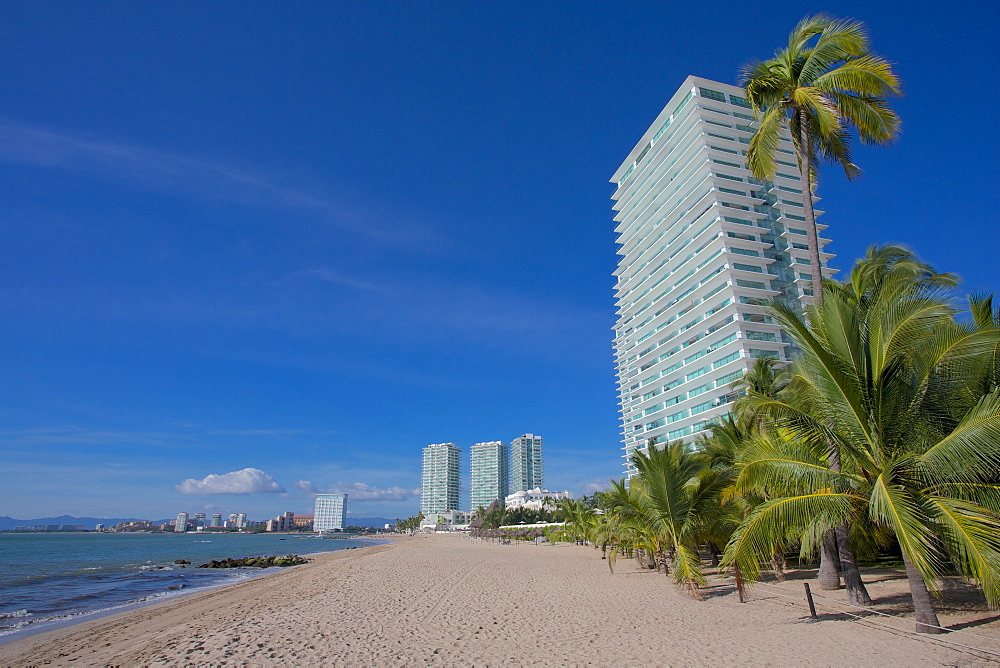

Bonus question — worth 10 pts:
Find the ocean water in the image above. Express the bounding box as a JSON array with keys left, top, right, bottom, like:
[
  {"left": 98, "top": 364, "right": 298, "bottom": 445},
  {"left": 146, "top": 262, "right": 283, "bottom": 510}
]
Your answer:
[{"left": 0, "top": 532, "right": 388, "bottom": 642}]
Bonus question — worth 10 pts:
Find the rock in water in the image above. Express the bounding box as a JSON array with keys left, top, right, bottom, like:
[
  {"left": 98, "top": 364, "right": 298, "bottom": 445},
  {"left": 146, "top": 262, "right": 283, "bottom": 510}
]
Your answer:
[{"left": 197, "top": 555, "right": 310, "bottom": 569}]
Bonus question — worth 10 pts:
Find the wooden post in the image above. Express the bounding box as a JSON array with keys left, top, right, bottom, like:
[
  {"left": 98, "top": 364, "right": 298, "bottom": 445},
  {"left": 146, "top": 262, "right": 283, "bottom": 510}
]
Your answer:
[
  {"left": 733, "top": 562, "right": 746, "bottom": 603},
  {"left": 804, "top": 583, "right": 818, "bottom": 619}
]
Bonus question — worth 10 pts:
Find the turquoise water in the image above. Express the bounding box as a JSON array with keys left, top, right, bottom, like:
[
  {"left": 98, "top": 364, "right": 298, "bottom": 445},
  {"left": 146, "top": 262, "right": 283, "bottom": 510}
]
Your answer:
[{"left": 0, "top": 532, "right": 388, "bottom": 641}]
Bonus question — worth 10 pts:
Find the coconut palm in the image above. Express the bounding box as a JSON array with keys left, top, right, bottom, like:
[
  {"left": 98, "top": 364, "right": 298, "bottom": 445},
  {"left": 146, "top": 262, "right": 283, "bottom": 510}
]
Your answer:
[
  {"left": 723, "top": 248, "right": 1000, "bottom": 633},
  {"left": 742, "top": 14, "right": 901, "bottom": 307},
  {"left": 628, "top": 441, "right": 729, "bottom": 598}
]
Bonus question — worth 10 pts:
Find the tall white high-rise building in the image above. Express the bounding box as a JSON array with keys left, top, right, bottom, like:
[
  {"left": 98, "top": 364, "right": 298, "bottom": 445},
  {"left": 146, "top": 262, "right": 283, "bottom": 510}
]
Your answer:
[
  {"left": 610, "top": 76, "right": 834, "bottom": 476},
  {"left": 510, "top": 434, "right": 543, "bottom": 493},
  {"left": 174, "top": 512, "right": 189, "bottom": 533},
  {"left": 421, "top": 443, "right": 460, "bottom": 515},
  {"left": 470, "top": 441, "right": 509, "bottom": 511},
  {"left": 210, "top": 513, "right": 223, "bottom": 528},
  {"left": 314, "top": 494, "right": 348, "bottom": 532}
]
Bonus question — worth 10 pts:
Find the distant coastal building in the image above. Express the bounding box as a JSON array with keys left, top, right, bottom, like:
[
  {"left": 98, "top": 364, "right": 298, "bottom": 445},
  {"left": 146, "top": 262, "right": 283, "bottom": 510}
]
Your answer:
[
  {"left": 193, "top": 512, "right": 206, "bottom": 528},
  {"left": 505, "top": 488, "right": 573, "bottom": 511},
  {"left": 420, "top": 509, "right": 471, "bottom": 529},
  {"left": 228, "top": 513, "right": 247, "bottom": 529},
  {"left": 266, "top": 511, "right": 295, "bottom": 532},
  {"left": 421, "top": 443, "right": 460, "bottom": 515},
  {"left": 314, "top": 494, "right": 348, "bottom": 532},
  {"left": 610, "top": 76, "right": 832, "bottom": 476},
  {"left": 470, "top": 441, "right": 509, "bottom": 511},
  {"left": 510, "top": 434, "right": 543, "bottom": 493},
  {"left": 174, "top": 512, "right": 189, "bottom": 533},
  {"left": 210, "top": 513, "right": 223, "bottom": 528}
]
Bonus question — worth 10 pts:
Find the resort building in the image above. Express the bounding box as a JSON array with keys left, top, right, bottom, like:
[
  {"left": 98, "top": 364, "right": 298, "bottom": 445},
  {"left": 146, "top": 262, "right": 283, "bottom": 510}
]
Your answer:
[
  {"left": 314, "top": 494, "right": 348, "bottom": 532},
  {"left": 610, "top": 75, "right": 835, "bottom": 476},
  {"left": 421, "top": 442, "right": 461, "bottom": 515},
  {"left": 504, "top": 487, "right": 573, "bottom": 511},
  {"left": 266, "top": 511, "right": 295, "bottom": 532},
  {"left": 470, "top": 440, "right": 509, "bottom": 511},
  {"left": 193, "top": 512, "right": 206, "bottom": 528},
  {"left": 174, "top": 512, "right": 189, "bottom": 533},
  {"left": 210, "top": 513, "right": 223, "bottom": 528},
  {"left": 228, "top": 513, "right": 247, "bottom": 529},
  {"left": 510, "top": 434, "right": 543, "bottom": 493}
]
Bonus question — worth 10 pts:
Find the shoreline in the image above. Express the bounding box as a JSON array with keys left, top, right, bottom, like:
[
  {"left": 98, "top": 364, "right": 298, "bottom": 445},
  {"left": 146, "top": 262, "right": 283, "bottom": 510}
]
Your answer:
[
  {"left": 0, "top": 537, "right": 391, "bottom": 647},
  {"left": 1, "top": 535, "right": 996, "bottom": 666}
]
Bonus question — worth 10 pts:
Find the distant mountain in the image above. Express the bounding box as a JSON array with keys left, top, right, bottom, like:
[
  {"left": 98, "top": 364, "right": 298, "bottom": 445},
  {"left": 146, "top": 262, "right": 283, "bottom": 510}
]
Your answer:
[
  {"left": 344, "top": 517, "right": 395, "bottom": 528},
  {"left": 0, "top": 515, "right": 160, "bottom": 530}
]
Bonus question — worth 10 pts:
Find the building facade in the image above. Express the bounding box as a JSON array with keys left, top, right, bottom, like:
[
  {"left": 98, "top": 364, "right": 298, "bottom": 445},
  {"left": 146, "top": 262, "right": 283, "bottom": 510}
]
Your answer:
[
  {"left": 504, "top": 488, "right": 573, "bottom": 511},
  {"left": 470, "top": 440, "right": 509, "bottom": 511},
  {"left": 174, "top": 512, "right": 189, "bottom": 533},
  {"left": 421, "top": 442, "right": 461, "bottom": 515},
  {"left": 266, "top": 511, "right": 295, "bottom": 532},
  {"left": 314, "top": 494, "right": 348, "bottom": 532},
  {"left": 610, "top": 76, "right": 834, "bottom": 476},
  {"left": 510, "top": 434, "right": 543, "bottom": 493}
]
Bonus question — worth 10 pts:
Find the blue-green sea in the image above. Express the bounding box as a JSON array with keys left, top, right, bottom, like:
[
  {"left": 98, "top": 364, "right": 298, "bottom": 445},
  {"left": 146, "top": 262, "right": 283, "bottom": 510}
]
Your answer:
[{"left": 0, "top": 532, "right": 388, "bottom": 642}]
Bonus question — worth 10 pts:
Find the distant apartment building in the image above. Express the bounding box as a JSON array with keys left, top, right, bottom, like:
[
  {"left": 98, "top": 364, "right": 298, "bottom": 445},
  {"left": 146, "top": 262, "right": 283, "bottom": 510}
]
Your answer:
[
  {"left": 266, "top": 512, "right": 295, "bottom": 532},
  {"left": 193, "top": 512, "right": 206, "bottom": 528},
  {"left": 510, "top": 434, "right": 543, "bottom": 493},
  {"left": 315, "top": 493, "right": 349, "bottom": 532},
  {"left": 470, "top": 441, "right": 509, "bottom": 511},
  {"left": 210, "top": 513, "right": 223, "bottom": 528},
  {"left": 228, "top": 513, "right": 247, "bottom": 529},
  {"left": 421, "top": 443, "right": 460, "bottom": 515},
  {"left": 504, "top": 488, "right": 573, "bottom": 511},
  {"left": 610, "top": 76, "right": 832, "bottom": 476},
  {"left": 174, "top": 512, "right": 189, "bottom": 533}
]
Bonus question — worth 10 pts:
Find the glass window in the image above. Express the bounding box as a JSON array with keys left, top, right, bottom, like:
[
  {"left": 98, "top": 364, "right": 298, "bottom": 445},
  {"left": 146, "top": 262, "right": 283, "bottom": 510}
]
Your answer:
[
  {"left": 699, "top": 87, "right": 726, "bottom": 102},
  {"left": 729, "top": 94, "right": 751, "bottom": 108}
]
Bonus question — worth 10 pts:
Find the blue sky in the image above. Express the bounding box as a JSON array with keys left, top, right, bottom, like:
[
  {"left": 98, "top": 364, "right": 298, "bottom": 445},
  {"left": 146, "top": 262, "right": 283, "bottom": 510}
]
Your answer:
[{"left": 2, "top": 1, "right": 997, "bottom": 521}]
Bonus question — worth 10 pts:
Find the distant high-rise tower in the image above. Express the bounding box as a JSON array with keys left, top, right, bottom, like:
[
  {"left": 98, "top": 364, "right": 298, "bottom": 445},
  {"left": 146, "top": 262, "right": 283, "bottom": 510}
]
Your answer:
[
  {"left": 470, "top": 441, "right": 509, "bottom": 511},
  {"left": 193, "top": 512, "right": 206, "bottom": 527},
  {"left": 210, "top": 513, "right": 223, "bottom": 528},
  {"left": 314, "top": 494, "right": 348, "bottom": 532},
  {"left": 421, "top": 443, "right": 460, "bottom": 515},
  {"left": 510, "top": 434, "right": 543, "bottom": 493},
  {"left": 174, "top": 512, "right": 189, "bottom": 533},
  {"left": 610, "top": 76, "right": 833, "bottom": 476}
]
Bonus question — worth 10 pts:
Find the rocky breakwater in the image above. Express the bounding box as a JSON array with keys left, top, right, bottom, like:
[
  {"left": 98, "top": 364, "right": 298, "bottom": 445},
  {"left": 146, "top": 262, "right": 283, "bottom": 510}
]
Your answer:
[{"left": 197, "top": 555, "right": 310, "bottom": 569}]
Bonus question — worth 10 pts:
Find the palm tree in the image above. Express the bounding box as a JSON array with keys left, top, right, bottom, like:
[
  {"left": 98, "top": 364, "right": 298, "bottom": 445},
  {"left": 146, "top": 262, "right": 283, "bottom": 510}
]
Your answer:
[
  {"left": 724, "top": 247, "right": 1000, "bottom": 633},
  {"left": 628, "top": 441, "right": 729, "bottom": 598},
  {"left": 742, "top": 14, "right": 901, "bottom": 308}
]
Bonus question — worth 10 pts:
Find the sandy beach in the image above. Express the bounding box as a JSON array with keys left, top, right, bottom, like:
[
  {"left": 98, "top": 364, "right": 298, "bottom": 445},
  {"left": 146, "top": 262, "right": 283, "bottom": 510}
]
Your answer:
[{"left": 2, "top": 534, "right": 998, "bottom": 666}]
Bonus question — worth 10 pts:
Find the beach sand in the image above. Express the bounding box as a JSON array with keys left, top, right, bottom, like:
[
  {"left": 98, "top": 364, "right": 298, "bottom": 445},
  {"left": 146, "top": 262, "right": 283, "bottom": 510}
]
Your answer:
[{"left": 2, "top": 534, "right": 998, "bottom": 666}]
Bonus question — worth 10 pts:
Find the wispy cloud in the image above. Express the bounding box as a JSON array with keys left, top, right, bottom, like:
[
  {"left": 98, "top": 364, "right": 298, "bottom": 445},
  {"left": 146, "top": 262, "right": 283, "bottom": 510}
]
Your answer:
[
  {"left": 177, "top": 468, "right": 286, "bottom": 495},
  {"left": 293, "top": 480, "right": 421, "bottom": 503},
  {"left": 0, "top": 119, "right": 429, "bottom": 246}
]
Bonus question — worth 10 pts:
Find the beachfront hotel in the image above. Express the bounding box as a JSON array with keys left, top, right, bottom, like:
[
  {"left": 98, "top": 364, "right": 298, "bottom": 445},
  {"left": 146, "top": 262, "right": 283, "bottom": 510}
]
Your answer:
[
  {"left": 470, "top": 440, "right": 509, "bottom": 511},
  {"left": 510, "top": 434, "right": 543, "bottom": 493},
  {"left": 173, "top": 512, "right": 188, "bottom": 532},
  {"left": 313, "top": 494, "right": 348, "bottom": 532},
  {"left": 610, "top": 76, "right": 835, "bottom": 476},
  {"left": 421, "top": 442, "right": 461, "bottom": 515}
]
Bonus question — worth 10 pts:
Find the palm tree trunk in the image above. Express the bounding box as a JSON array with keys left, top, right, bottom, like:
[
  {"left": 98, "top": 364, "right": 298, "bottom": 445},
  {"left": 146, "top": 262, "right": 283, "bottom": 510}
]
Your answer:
[
  {"left": 770, "top": 550, "right": 786, "bottom": 582},
  {"left": 818, "top": 531, "right": 842, "bottom": 589},
  {"left": 835, "top": 525, "right": 872, "bottom": 606},
  {"left": 901, "top": 552, "right": 943, "bottom": 634},
  {"left": 797, "top": 108, "right": 823, "bottom": 308}
]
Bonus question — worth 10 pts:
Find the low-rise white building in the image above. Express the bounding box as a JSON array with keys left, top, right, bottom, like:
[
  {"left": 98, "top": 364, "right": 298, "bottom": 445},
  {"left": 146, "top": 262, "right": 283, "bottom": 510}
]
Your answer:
[
  {"left": 420, "top": 509, "right": 472, "bottom": 529},
  {"left": 504, "top": 488, "right": 572, "bottom": 511}
]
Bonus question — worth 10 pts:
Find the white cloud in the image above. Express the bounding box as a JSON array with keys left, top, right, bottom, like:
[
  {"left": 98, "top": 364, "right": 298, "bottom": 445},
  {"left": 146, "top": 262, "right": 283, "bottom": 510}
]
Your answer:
[
  {"left": 177, "top": 468, "right": 286, "bottom": 495},
  {"left": 580, "top": 480, "right": 610, "bottom": 496},
  {"left": 293, "top": 480, "right": 420, "bottom": 503}
]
